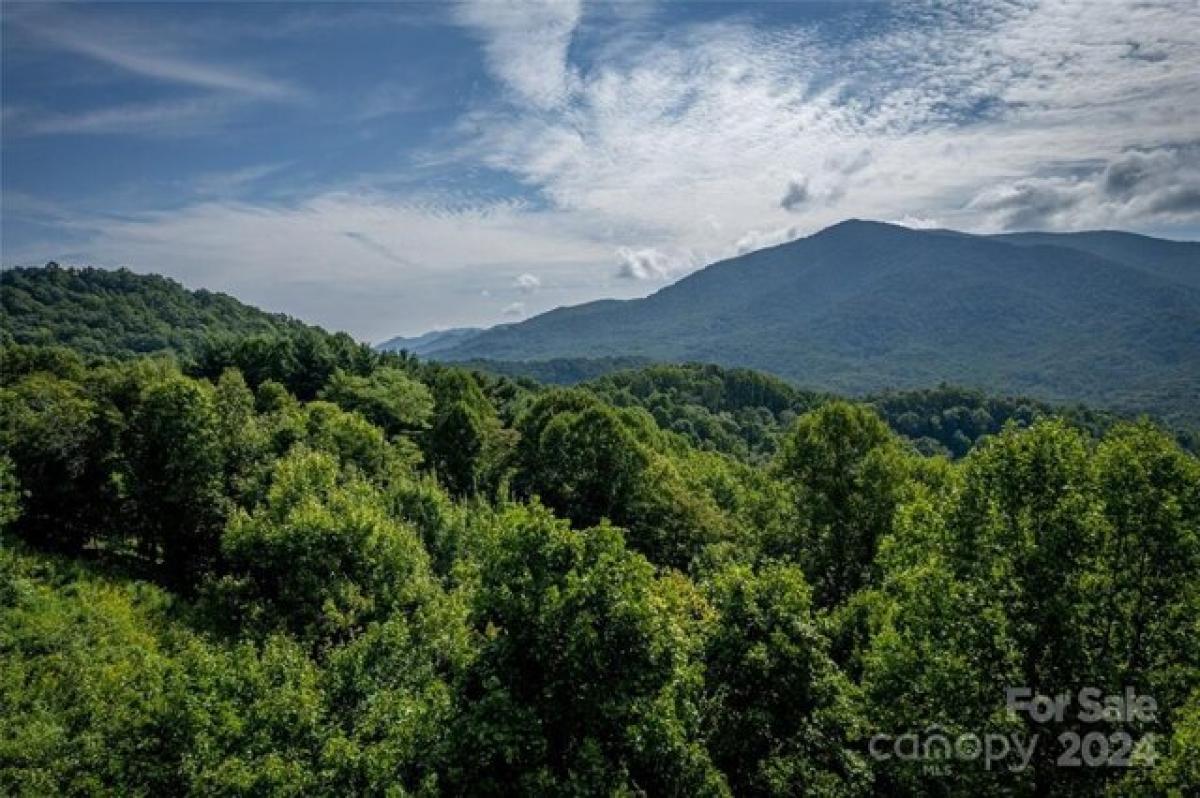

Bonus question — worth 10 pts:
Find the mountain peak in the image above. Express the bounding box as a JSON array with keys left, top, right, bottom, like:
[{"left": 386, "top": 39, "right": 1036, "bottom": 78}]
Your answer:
[
  {"left": 812, "top": 218, "right": 914, "bottom": 238},
  {"left": 432, "top": 224, "right": 1200, "bottom": 427}
]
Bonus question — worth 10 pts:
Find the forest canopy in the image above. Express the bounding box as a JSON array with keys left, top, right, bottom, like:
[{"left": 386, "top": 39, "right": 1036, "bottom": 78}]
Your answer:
[{"left": 0, "top": 266, "right": 1197, "bottom": 796}]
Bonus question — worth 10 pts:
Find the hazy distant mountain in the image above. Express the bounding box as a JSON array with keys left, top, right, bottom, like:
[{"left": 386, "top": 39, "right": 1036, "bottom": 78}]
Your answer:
[
  {"left": 435, "top": 220, "right": 1200, "bottom": 425},
  {"left": 986, "top": 230, "right": 1200, "bottom": 289},
  {"left": 375, "top": 327, "right": 482, "bottom": 356},
  {"left": 451, "top": 356, "right": 657, "bottom": 385}
]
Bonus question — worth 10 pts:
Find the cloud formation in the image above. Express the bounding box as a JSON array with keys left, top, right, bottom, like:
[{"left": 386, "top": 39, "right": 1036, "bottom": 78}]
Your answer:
[
  {"left": 734, "top": 226, "right": 801, "bottom": 256},
  {"left": 970, "top": 142, "right": 1200, "bottom": 230},
  {"left": 0, "top": 191, "right": 640, "bottom": 339},
  {"left": 514, "top": 272, "right": 542, "bottom": 293},
  {"left": 457, "top": 0, "right": 581, "bottom": 109},
  {"left": 14, "top": 14, "right": 302, "bottom": 101},
  {"left": 5, "top": 0, "right": 1199, "bottom": 339},
  {"left": 3, "top": 6, "right": 305, "bottom": 140},
  {"left": 780, "top": 178, "right": 810, "bottom": 212},
  {"left": 615, "top": 247, "right": 678, "bottom": 280},
  {"left": 5, "top": 97, "right": 238, "bottom": 138},
  {"left": 461, "top": 0, "right": 1200, "bottom": 252}
]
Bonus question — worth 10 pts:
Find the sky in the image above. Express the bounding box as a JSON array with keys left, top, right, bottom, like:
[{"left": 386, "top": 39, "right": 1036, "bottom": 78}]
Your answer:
[{"left": 3, "top": 1, "right": 1199, "bottom": 342}]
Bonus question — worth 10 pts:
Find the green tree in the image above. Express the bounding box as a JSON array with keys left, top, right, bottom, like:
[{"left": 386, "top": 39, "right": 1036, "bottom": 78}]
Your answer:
[
  {"left": 320, "top": 367, "right": 433, "bottom": 439},
  {"left": 168, "top": 634, "right": 327, "bottom": 797},
  {"left": 513, "top": 391, "right": 648, "bottom": 526},
  {"left": 1143, "top": 691, "right": 1200, "bottom": 795},
  {"left": 322, "top": 595, "right": 472, "bottom": 795},
  {"left": 124, "top": 373, "right": 226, "bottom": 587},
  {"left": 213, "top": 368, "right": 273, "bottom": 506},
  {"left": 704, "top": 563, "right": 869, "bottom": 796},
  {"left": 0, "top": 373, "right": 114, "bottom": 552},
  {"left": 449, "top": 505, "right": 728, "bottom": 795},
  {"left": 302, "top": 401, "right": 409, "bottom": 480},
  {"left": 0, "top": 456, "right": 19, "bottom": 531},
  {"left": 384, "top": 472, "right": 472, "bottom": 580},
  {"left": 220, "top": 449, "right": 438, "bottom": 645},
  {"left": 1089, "top": 422, "right": 1200, "bottom": 717},
  {"left": 426, "top": 370, "right": 508, "bottom": 497},
  {"left": 0, "top": 557, "right": 185, "bottom": 796},
  {"left": 773, "top": 401, "right": 911, "bottom": 607},
  {"left": 863, "top": 420, "right": 1110, "bottom": 795},
  {"left": 0, "top": 343, "right": 86, "bottom": 384},
  {"left": 514, "top": 389, "right": 732, "bottom": 570},
  {"left": 861, "top": 485, "right": 1027, "bottom": 795},
  {"left": 533, "top": 403, "right": 650, "bottom": 528}
]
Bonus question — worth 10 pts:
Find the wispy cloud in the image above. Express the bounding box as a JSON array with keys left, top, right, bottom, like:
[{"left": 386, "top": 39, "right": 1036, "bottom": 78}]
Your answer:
[
  {"left": 457, "top": 0, "right": 1200, "bottom": 255},
  {"left": 6, "top": 1, "right": 1198, "bottom": 340},
  {"left": 17, "top": 17, "right": 302, "bottom": 101},
  {"left": 189, "top": 163, "right": 291, "bottom": 198},
  {"left": 3, "top": 6, "right": 306, "bottom": 141},
  {"left": 456, "top": 0, "right": 582, "bottom": 109},
  {"left": 1, "top": 191, "right": 648, "bottom": 338},
  {"left": 5, "top": 97, "right": 238, "bottom": 138}
]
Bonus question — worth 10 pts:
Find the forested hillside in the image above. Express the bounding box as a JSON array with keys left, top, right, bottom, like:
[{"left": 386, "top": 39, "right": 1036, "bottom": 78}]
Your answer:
[
  {"left": 990, "top": 229, "right": 1200, "bottom": 289},
  {"left": 453, "top": 355, "right": 656, "bottom": 386},
  {"left": 458, "top": 359, "right": 1184, "bottom": 460},
  {"left": 1, "top": 264, "right": 328, "bottom": 358},
  {"left": 435, "top": 221, "right": 1200, "bottom": 426},
  {"left": 1, "top": 269, "right": 1198, "bottom": 796}
]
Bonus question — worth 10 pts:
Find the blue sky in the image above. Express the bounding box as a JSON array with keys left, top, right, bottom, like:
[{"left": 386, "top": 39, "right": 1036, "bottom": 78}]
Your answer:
[{"left": 3, "top": 1, "right": 1198, "bottom": 341}]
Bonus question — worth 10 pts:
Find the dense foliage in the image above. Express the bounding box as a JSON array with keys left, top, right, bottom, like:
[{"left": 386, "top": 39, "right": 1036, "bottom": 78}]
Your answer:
[
  {"left": 2, "top": 332, "right": 1197, "bottom": 797},
  {"left": 577, "top": 363, "right": 1183, "bottom": 462},
  {"left": 1, "top": 264, "right": 325, "bottom": 359},
  {"left": 453, "top": 356, "right": 655, "bottom": 386},
  {"left": 2, "top": 268, "right": 1197, "bottom": 795}
]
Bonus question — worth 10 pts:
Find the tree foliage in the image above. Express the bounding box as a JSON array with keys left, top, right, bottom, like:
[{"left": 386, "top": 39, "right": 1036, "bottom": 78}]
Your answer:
[{"left": 1, "top": 318, "right": 1197, "bottom": 797}]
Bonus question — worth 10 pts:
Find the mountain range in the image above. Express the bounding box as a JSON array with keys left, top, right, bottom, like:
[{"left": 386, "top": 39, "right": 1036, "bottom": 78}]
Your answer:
[
  {"left": 376, "top": 327, "right": 484, "bottom": 357},
  {"left": 421, "top": 220, "right": 1199, "bottom": 425}
]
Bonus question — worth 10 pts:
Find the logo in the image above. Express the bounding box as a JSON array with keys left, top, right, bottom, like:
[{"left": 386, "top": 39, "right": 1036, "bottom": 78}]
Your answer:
[{"left": 868, "top": 686, "right": 1160, "bottom": 772}]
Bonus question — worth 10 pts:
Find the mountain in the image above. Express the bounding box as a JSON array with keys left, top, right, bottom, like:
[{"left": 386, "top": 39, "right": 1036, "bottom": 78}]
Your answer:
[
  {"left": 435, "top": 220, "right": 1200, "bottom": 425},
  {"left": 1, "top": 264, "right": 327, "bottom": 359},
  {"left": 375, "top": 327, "right": 482, "bottom": 356},
  {"left": 988, "top": 230, "right": 1200, "bottom": 289},
  {"left": 450, "top": 356, "right": 656, "bottom": 385}
]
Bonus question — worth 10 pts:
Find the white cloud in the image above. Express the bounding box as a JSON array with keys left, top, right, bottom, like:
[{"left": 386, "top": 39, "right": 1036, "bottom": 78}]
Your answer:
[
  {"left": 892, "top": 215, "right": 943, "bottom": 231},
  {"left": 615, "top": 246, "right": 693, "bottom": 280},
  {"left": 969, "top": 143, "right": 1200, "bottom": 230},
  {"left": 189, "top": 163, "right": 290, "bottom": 198},
  {"left": 10, "top": 1, "right": 1199, "bottom": 340},
  {"left": 2, "top": 191, "right": 650, "bottom": 339},
  {"left": 456, "top": 0, "right": 582, "bottom": 109},
  {"left": 734, "top": 226, "right": 802, "bottom": 256},
  {"left": 513, "top": 272, "right": 542, "bottom": 293},
  {"left": 457, "top": 0, "right": 1200, "bottom": 255},
  {"left": 7, "top": 97, "right": 239, "bottom": 138},
  {"left": 502, "top": 301, "right": 525, "bottom": 317},
  {"left": 827, "top": 149, "right": 873, "bottom": 176},
  {"left": 16, "top": 17, "right": 302, "bottom": 101},
  {"left": 4, "top": 6, "right": 306, "bottom": 141}
]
